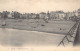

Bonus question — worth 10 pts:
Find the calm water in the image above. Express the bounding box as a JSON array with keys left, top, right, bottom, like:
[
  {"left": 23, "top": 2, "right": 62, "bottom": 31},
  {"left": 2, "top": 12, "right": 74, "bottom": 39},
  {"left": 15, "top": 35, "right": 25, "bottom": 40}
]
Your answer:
[{"left": 0, "top": 28, "right": 65, "bottom": 46}]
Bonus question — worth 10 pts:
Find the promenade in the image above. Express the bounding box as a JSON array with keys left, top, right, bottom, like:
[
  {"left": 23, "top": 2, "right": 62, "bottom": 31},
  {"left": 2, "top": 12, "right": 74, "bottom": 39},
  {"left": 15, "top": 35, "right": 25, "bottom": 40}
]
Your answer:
[{"left": 74, "top": 21, "right": 80, "bottom": 46}]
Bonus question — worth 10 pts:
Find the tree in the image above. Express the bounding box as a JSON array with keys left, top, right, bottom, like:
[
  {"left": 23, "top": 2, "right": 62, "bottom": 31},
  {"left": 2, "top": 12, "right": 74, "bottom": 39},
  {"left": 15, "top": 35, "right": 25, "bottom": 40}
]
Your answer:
[
  {"left": 2, "top": 11, "right": 10, "bottom": 19},
  {"left": 13, "top": 12, "right": 20, "bottom": 19}
]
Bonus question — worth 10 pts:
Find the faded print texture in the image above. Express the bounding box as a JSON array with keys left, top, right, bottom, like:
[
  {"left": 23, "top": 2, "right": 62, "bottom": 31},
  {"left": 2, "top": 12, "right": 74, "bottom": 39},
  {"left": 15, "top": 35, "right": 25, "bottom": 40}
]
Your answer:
[{"left": 0, "top": 0, "right": 80, "bottom": 51}]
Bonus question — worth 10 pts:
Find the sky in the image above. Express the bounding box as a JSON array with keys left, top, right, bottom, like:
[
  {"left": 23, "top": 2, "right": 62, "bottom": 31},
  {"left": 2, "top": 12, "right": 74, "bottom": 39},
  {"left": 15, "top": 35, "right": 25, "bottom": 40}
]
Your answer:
[{"left": 0, "top": 0, "right": 80, "bottom": 13}]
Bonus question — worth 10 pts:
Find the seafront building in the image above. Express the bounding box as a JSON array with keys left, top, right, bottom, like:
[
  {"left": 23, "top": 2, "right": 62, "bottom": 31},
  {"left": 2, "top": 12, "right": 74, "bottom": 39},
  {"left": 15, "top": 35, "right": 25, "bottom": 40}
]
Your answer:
[{"left": 0, "top": 9, "right": 80, "bottom": 20}]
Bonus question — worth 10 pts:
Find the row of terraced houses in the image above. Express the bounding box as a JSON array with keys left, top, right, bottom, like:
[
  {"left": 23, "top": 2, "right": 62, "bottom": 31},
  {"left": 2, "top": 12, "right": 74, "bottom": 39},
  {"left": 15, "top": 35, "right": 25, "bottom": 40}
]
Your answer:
[{"left": 0, "top": 9, "right": 80, "bottom": 20}]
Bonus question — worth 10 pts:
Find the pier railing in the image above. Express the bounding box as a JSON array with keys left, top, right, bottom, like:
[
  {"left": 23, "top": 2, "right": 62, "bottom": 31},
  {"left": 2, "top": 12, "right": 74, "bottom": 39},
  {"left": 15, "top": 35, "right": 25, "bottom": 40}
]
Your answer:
[
  {"left": 58, "top": 22, "right": 79, "bottom": 46},
  {"left": 73, "top": 21, "right": 80, "bottom": 46}
]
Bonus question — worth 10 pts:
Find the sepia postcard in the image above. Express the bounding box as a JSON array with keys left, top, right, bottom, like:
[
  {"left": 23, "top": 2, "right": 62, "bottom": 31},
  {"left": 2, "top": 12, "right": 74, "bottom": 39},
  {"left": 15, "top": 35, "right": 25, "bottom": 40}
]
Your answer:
[{"left": 0, "top": 0, "right": 80, "bottom": 51}]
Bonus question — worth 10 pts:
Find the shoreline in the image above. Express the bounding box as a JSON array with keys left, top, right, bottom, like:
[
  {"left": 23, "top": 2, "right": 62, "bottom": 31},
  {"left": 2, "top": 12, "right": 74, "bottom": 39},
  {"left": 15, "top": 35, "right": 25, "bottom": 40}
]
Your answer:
[{"left": 0, "top": 27, "right": 67, "bottom": 35}]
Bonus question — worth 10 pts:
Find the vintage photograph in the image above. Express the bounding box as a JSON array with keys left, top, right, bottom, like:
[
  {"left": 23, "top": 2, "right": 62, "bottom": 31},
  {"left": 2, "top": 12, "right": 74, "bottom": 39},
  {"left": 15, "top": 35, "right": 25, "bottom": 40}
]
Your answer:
[{"left": 0, "top": 0, "right": 80, "bottom": 51}]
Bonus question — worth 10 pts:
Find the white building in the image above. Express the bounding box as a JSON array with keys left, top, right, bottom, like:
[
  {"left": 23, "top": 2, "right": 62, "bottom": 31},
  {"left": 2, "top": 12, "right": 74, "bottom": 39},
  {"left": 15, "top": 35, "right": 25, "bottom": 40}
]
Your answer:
[
  {"left": 8, "top": 13, "right": 13, "bottom": 18},
  {"left": 39, "top": 12, "right": 47, "bottom": 19},
  {"left": 50, "top": 11, "right": 66, "bottom": 20},
  {"left": 65, "top": 11, "right": 77, "bottom": 20},
  {"left": 58, "top": 13, "right": 66, "bottom": 20},
  {"left": 31, "top": 13, "right": 36, "bottom": 19},
  {"left": 50, "top": 11, "right": 59, "bottom": 19}
]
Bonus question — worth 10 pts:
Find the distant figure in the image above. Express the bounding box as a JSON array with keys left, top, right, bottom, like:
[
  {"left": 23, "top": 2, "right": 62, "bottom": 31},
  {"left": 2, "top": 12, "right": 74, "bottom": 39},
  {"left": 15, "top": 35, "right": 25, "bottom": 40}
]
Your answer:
[{"left": 60, "top": 28, "right": 62, "bottom": 30}]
